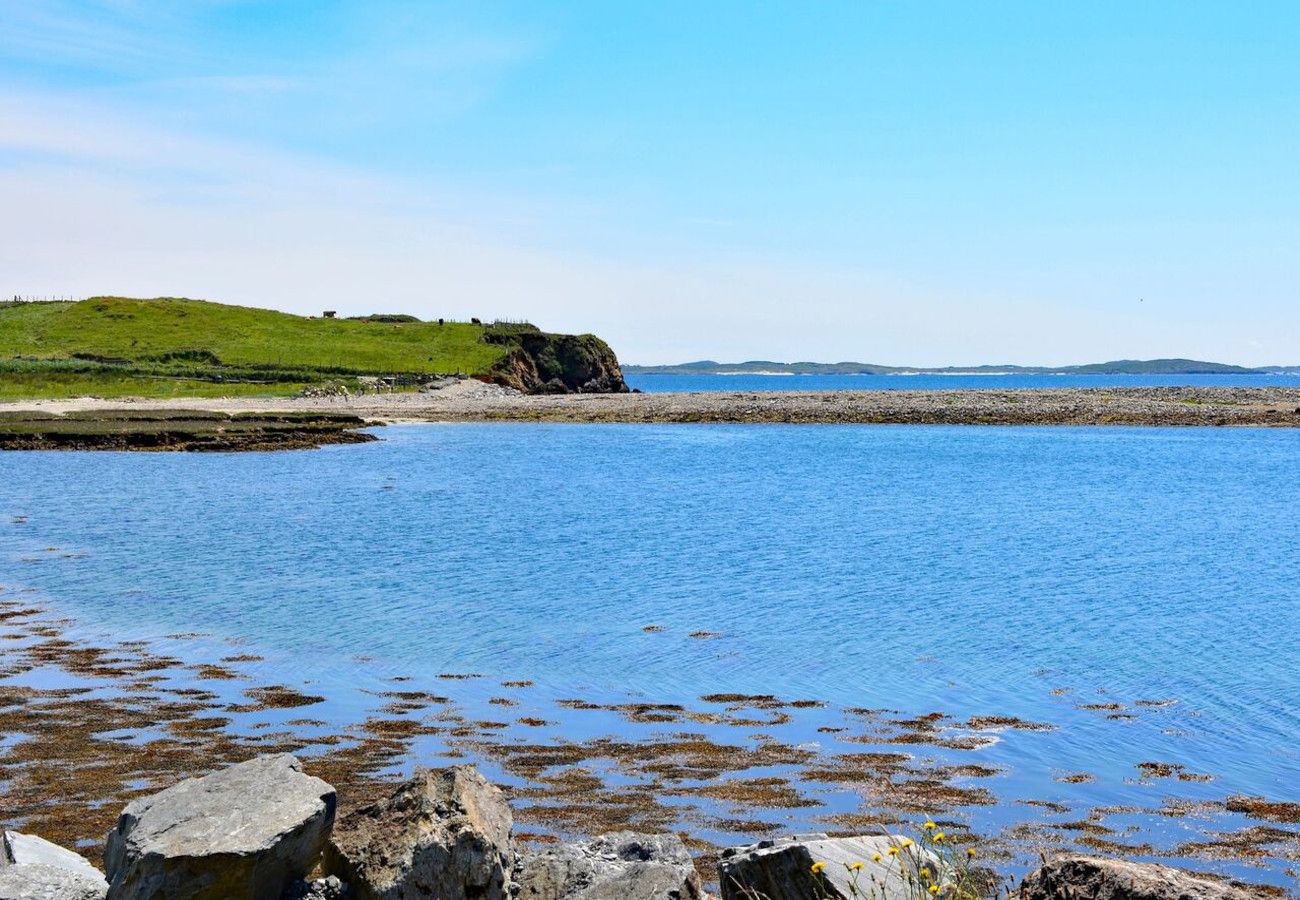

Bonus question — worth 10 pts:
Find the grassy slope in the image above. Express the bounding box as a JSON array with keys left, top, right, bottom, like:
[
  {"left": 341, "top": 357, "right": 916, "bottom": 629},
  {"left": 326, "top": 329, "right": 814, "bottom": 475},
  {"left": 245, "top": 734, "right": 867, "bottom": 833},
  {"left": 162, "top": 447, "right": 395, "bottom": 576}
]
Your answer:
[
  {"left": 0, "top": 372, "right": 308, "bottom": 401},
  {"left": 0, "top": 297, "right": 504, "bottom": 371},
  {"left": 0, "top": 297, "right": 507, "bottom": 399}
]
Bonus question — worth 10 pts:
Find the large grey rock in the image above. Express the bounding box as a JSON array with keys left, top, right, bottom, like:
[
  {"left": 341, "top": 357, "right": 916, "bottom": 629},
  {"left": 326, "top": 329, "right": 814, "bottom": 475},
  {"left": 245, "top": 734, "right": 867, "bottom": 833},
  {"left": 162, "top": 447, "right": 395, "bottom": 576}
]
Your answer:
[
  {"left": 718, "top": 834, "right": 941, "bottom": 900},
  {"left": 1018, "top": 855, "right": 1260, "bottom": 900},
  {"left": 323, "top": 766, "right": 514, "bottom": 900},
  {"left": 0, "top": 830, "right": 108, "bottom": 900},
  {"left": 103, "top": 754, "right": 337, "bottom": 900},
  {"left": 515, "top": 832, "right": 703, "bottom": 900}
]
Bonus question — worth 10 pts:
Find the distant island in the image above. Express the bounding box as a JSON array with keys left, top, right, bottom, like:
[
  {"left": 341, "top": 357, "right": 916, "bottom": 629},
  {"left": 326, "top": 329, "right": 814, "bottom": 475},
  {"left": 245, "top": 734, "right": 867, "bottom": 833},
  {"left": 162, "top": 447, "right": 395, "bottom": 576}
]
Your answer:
[{"left": 626, "top": 358, "right": 1300, "bottom": 376}]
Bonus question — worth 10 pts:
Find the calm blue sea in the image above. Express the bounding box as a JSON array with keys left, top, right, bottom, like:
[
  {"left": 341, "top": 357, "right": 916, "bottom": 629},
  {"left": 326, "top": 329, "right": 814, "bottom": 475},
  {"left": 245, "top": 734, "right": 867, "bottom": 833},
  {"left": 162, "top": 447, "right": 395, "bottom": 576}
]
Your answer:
[
  {"left": 3, "top": 424, "right": 1299, "bottom": 885},
  {"left": 626, "top": 372, "right": 1300, "bottom": 392}
]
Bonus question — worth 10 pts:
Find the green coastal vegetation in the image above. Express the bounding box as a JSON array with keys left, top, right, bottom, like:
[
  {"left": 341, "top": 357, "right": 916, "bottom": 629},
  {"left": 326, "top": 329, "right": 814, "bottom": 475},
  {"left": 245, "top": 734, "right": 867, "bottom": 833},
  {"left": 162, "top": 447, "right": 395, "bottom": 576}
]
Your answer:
[
  {"left": 0, "top": 296, "right": 625, "bottom": 399},
  {"left": 626, "top": 359, "right": 1300, "bottom": 376}
]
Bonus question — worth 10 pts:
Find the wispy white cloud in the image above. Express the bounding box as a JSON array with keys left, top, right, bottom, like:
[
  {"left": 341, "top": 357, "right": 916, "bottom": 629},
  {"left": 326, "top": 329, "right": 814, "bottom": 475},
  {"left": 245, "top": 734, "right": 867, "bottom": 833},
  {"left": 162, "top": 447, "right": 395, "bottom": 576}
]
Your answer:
[
  {"left": 0, "top": 0, "right": 220, "bottom": 71},
  {"left": 0, "top": 0, "right": 547, "bottom": 161},
  {"left": 2, "top": 3, "right": 1294, "bottom": 365},
  {"left": 0, "top": 1, "right": 543, "bottom": 103},
  {"left": 144, "top": 74, "right": 305, "bottom": 93},
  {"left": 0, "top": 93, "right": 915, "bottom": 359},
  {"left": 3, "top": 89, "right": 1292, "bottom": 366},
  {"left": 0, "top": 91, "right": 354, "bottom": 196}
]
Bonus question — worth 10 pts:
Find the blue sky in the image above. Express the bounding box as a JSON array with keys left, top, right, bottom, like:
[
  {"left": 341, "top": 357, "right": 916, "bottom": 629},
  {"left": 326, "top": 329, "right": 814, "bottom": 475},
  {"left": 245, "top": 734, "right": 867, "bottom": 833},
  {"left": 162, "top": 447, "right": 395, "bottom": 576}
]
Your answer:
[{"left": 1, "top": 1, "right": 1296, "bottom": 364}]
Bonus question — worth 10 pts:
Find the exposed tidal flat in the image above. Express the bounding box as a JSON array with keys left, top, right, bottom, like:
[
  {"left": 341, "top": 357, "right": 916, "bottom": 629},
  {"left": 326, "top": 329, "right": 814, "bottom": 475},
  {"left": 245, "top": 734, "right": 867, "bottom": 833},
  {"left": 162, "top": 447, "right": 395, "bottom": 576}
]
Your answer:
[
  {"left": 388, "top": 382, "right": 1300, "bottom": 425},
  {"left": 5, "top": 382, "right": 1300, "bottom": 433},
  {"left": 0, "top": 409, "right": 375, "bottom": 451},
  {"left": 2, "top": 423, "right": 1299, "bottom": 893}
]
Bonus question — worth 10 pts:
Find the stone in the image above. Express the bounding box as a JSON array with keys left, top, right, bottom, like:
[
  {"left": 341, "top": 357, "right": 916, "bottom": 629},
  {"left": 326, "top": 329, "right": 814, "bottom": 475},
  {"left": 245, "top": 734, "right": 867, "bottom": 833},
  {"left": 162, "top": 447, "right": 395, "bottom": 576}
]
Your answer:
[
  {"left": 3, "top": 831, "right": 104, "bottom": 880},
  {"left": 0, "top": 865, "right": 109, "bottom": 900},
  {"left": 0, "top": 830, "right": 108, "bottom": 900},
  {"left": 718, "top": 834, "right": 941, "bottom": 900},
  {"left": 1018, "top": 855, "right": 1261, "bottom": 900},
  {"left": 282, "top": 875, "right": 351, "bottom": 900},
  {"left": 323, "top": 766, "right": 514, "bottom": 900},
  {"left": 103, "top": 754, "right": 337, "bottom": 900},
  {"left": 515, "top": 831, "right": 704, "bottom": 900}
]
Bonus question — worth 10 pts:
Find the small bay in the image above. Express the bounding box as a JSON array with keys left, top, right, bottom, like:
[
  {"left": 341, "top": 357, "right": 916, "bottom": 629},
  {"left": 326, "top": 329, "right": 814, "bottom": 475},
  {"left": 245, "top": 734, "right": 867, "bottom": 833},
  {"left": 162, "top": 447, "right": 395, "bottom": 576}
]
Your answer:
[{"left": 2, "top": 423, "right": 1298, "bottom": 887}]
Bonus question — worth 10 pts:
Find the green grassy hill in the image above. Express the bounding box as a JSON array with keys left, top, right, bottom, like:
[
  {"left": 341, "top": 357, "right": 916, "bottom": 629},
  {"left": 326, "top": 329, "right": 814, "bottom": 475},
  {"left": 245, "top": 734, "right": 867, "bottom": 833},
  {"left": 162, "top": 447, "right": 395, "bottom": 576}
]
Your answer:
[{"left": 0, "top": 296, "right": 509, "bottom": 399}]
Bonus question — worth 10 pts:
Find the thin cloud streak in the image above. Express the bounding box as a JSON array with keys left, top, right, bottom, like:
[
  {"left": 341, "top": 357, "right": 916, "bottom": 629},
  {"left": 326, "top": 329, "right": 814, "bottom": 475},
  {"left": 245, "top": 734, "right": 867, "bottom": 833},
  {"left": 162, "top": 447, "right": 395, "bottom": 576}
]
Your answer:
[
  {"left": 0, "top": 1, "right": 219, "bottom": 72},
  {"left": 0, "top": 93, "right": 1292, "bottom": 367}
]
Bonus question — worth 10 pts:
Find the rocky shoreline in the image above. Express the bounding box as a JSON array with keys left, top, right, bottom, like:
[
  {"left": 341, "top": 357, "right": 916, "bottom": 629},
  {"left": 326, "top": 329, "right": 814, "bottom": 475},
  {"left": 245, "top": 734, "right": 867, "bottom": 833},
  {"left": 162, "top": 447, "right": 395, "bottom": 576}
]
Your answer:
[
  {"left": 4, "top": 384, "right": 1300, "bottom": 438},
  {"left": 398, "top": 384, "right": 1300, "bottom": 427},
  {"left": 4, "top": 592, "right": 1297, "bottom": 896},
  {"left": 0, "top": 410, "right": 375, "bottom": 451},
  {"left": 0, "top": 754, "right": 1274, "bottom": 899}
]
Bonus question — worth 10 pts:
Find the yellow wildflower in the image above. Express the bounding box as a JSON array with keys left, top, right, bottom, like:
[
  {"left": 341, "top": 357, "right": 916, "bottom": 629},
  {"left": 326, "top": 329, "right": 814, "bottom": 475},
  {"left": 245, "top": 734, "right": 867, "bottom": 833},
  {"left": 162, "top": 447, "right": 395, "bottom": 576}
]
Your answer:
[
  {"left": 811, "top": 861, "right": 826, "bottom": 874},
  {"left": 967, "top": 848, "right": 977, "bottom": 858},
  {"left": 929, "top": 886, "right": 940, "bottom": 896},
  {"left": 920, "top": 867, "right": 931, "bottom": 879},
  {"left": 902, "top": 839, "right": 915, "bottom": 849},
  {"left": 872, "top": 853, "right": 883, "bottom": 862},
  {"left": 849, "top": 862, "right": 864, "bottom": 871},
  {"left": 924, "top": 820, "right": 936, "bottom": 831},
  {"left": 888, "top": 847, "right": 900, "bottom": 857},
  {"left": 933, "top": 832, "right": 945, "bottom": 842}
]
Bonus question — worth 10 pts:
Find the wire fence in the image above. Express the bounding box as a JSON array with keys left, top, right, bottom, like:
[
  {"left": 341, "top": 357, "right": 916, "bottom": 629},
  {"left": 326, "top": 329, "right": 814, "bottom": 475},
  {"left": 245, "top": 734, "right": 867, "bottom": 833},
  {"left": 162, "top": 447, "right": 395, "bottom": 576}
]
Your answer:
[{"left": 6, "top": 295, "right": 88, "bottom": 303}]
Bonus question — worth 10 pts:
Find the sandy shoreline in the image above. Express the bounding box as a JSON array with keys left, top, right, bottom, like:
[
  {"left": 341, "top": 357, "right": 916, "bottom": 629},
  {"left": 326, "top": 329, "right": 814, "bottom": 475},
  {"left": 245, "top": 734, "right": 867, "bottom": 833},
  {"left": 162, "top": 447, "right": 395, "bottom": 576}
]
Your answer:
[{"left": 4, "top": 382, "right": 1300, "bottom": 427}]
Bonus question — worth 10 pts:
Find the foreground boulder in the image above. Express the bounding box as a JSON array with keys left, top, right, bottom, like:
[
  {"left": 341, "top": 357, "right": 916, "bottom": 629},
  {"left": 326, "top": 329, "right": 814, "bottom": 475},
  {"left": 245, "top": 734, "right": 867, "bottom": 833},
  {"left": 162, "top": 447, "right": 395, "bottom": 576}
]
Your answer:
[
  {"left": 718, "top": 834, "right": 940, "bottom": 900},
  {"left": 103, "top": 754, "right": 337, "bottom": 900},
  {"left": 516, "top": 831, "right": 703, "bottom": 900},
  {"left": 0, "top": 830, "right": 108, "bottom": 900},
  {"left": 323, "top": 766, "right": 514, "bottom": 900},
  {"left": 1019, "top": 855, "right": 1261, "bottom": 900}
]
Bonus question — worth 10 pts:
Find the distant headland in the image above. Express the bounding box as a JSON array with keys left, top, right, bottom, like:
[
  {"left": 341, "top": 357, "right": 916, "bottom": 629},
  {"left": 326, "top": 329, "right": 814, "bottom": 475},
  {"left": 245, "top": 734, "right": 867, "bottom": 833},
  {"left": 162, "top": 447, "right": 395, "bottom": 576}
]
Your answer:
[
  {"left": 0, "top": 296, "right": 628, "bottom": 400},
  {"left": 625, "top": 359, "right": 1300, "bottom": 376}
]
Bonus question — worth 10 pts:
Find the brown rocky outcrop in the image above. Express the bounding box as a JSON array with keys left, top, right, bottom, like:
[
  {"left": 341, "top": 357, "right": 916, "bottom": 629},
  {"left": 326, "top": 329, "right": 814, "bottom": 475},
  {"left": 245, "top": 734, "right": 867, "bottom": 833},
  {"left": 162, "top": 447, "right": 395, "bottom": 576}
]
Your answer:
[
  {"left": 484, "top": 327, "right": 627, "bottom": 394},
  {"left": 323, "top": 766, "right": 514, "bottom": 900},
  {"left": 515, "top": 831, "right": 703, "bottom": 899},
  {"left": 1017, "top": 855, "right": 1260, "bottom": 900}
]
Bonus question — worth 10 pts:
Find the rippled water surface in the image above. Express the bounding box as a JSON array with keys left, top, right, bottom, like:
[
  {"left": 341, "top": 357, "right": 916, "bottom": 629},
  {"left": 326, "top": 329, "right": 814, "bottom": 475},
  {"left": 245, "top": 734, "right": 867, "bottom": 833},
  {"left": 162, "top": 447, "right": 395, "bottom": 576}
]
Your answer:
[{"left": 3, "top": 424, "right": 1299, "bottom": 886}]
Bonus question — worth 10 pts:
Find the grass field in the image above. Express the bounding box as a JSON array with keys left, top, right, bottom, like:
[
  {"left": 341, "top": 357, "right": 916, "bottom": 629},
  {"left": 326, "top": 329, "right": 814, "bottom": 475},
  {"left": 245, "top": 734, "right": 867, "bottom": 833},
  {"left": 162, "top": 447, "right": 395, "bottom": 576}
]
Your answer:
[
  {"left": 0, "top": 368, "right": 312, "bottom": 401},
  {"left": 0, "top": 297, "right": 509, "bottom": 399}
]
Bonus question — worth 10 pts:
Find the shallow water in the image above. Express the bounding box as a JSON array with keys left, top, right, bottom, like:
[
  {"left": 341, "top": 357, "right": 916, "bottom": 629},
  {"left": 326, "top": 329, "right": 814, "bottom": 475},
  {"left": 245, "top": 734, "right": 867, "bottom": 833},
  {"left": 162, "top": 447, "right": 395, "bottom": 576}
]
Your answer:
[
  {"left": 626, "top": 372, "right": 1300, "bottom": 392},
  {"left": 2, "top": 424, "right": 1299, "bottom": 886}
]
